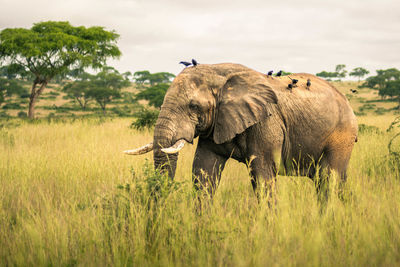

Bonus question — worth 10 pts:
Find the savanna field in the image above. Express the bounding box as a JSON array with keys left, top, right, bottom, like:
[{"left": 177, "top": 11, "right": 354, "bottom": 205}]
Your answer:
[{"left": 1, "top": 81, "right": 400, "bottom": 266}]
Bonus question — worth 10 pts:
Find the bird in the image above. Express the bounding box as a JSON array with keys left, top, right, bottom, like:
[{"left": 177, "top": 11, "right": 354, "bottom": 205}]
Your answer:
[
  {"left": 288, "top": 76, "right": 299, "bottom": 87},
  {"left": 267, "top": 70, "right": 273, "bottom": 76},
  {"left": 192, "top": 59, "right": 198, "bottom": 66},
  {"left": 306, "top": 79, "right": 311, "bottom": 89},
  {"left": 350, "top": 89, "right": 358, "bottom": 93},
  {"left": 287, "top": 83, "right": 293, "bottom": 91},
  {"left": 288, "top": 76, "right": 298, "bottom": 84},
  {"left": 179, "top": 61, "right": 192, "bottom": 67},
  {"left": 276, "top": 70, "right": 282, "bottom": 77}
]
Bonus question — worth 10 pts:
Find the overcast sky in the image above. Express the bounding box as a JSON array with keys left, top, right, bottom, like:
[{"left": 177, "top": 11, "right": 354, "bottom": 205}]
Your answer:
[{"left": 1, "top": 0, "right": 399, "bottom": 76}]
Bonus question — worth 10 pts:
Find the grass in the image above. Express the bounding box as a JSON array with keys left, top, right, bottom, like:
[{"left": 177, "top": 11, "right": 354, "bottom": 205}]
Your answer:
[{"left": 0, "top": 115, "right": 400, "bottom": 266}]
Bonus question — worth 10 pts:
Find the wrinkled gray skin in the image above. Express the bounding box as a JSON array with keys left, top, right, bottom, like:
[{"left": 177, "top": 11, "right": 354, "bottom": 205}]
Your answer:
[{"left": 153, "top": 63, "right": 358, "bottom": 199}]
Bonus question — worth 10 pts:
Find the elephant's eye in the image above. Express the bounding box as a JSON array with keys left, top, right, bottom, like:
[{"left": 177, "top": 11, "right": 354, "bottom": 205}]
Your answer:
[{"left": 189, "top": 101, "right": 201, "bottom": 111}]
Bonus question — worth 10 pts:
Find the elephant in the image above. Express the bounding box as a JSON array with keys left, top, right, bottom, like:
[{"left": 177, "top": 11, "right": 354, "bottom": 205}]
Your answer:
[{"left": 125, "top": 63, "right": 358, "bottom": 200}]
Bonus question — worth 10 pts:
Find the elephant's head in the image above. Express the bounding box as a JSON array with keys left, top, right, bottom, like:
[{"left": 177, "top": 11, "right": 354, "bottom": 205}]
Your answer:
[{"left": 124, "top": 63, "right": 278, "bottom": 178}]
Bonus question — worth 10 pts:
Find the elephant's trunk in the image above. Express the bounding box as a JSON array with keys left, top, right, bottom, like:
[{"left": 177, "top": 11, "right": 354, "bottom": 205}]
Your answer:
[{"left": 153, "top": 113, "right": 178, "bottom": 179}]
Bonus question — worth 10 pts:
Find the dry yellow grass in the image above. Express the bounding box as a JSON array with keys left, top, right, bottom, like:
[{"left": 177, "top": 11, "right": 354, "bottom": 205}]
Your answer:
[{"left": 0, "top": 115, "right": 399, "bottom": 266}]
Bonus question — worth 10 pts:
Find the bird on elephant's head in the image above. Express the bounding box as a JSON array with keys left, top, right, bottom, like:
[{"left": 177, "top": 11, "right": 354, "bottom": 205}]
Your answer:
[{"left": 124, "top": 63, "right": 358, "bottom": 202}]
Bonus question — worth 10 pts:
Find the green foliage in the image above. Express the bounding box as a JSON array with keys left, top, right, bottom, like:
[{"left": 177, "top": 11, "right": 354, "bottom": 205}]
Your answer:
[
  {"left": 86, "top": 67, "right": 130, "bottom": 114},
  {"left": 0, "top": 21, "right": 121, "bottom": 79},
  {"left": 132, "top": 70, "right": 173, "bottom": 108},
  {"left": 2, "top": 102, "right": 21, "bottom": 109},
  {"left": 361, "top": 68, "right": 400, "bottom": 89},
  {"left": 136, "top": 83, "right": 169, "bottom": 108},
  {"left": 17, "top": 111, "right": 27, "bottom": 118},
  {"left": 335, "top": 64, "right": 347, "bottom": 78},
  {"left": 62, "top": 79, "right": 92, "bottom": 110},
  {"left": 374, "top": 107, "right": 391, "bottom": 115},
  {"left": 316, "top": 64, "right": 347, "bottom": 80},
  {"left": 131, "top": 106, "right": 159, "bottom": 130},
  {"left": 63, "top": 67, "right": 130, "bottom": 113},
  {"left": 358, "top": 103, "right": 376, "bottom": 113},
  {"left": 350, "top": 67, "right": 370, "bottom": 81},
  {"left": 134, "top": 70, "right": 175, "bottom": 86},
  {"left": 362, "top": 68, "right": 400, "bottom": 109},
  {"left": 87, "top": 87, "right": 120, "bottom": 114},
  {"left": 316, "top": 71, "right": 337, "bottom": 79},
  {"left": 0, "top": 21, "right": 121, "bottom": 118},
  {"left": 0, "top": 72, "right": 27, "bottom": 106},
  {"left": 281, "top": 71, "right": 292, "bottom": 76},
  {"left": 358, "top": 123, "right": 382, "bottom": 134}
]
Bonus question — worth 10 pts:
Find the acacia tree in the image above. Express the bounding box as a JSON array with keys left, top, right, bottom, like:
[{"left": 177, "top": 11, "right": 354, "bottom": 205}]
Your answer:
[
  {"left": 335, "top": 64, "right": 347, "bottom": 79},
  {"left": 133, "top": 70, "right": 175, "bottom": 108},
  {"left": 0, "top": 21, "right": 121, "bottom": 118},
  {"left": 362, "top": 68, "right": 400, "bottom": 109},
  {"left": 316, "top": 64, "right": 347, "bottom": 81},
  {"left": 350, "top": 67, "right": 370, "bottom": 82},
  {"left": 133, "top": 71, "right": 175, "bottom": 86},
  {"left": 86, "top": 67, "right": 131, "bottom": 115},
  {"left": 62, "top": 79, "right": 92, "bottom": 110}
]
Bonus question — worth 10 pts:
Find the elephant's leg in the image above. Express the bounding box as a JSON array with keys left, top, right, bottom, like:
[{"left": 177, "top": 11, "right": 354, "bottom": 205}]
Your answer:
[
  {"left": 192, "top": 139, "right": 228, "bottom": 199},
  {"left": 249, "top": 155, "right": 278, "bottom": 205},
  {"left": 315, "top": 132, "right": 355, "bottom": 202}
]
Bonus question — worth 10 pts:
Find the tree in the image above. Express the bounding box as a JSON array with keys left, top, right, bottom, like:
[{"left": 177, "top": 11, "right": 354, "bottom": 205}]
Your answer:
[
  {"left": 349, "top": 67, "right": 370, "bottom": 82},
  {"left": 86, "top": 67, "right": 130, "bottom": 115},
  {"left": 133, "top": 70, "right": 175, "bottom": 108},
  {"left": 316, "top": 71, "right": 337, "bottom": 80},
  {"left": 362, "top": 68, "right": 400, "bottom": 90},
  {"left": 62, "top": 79, "right": 92, "bottom": 110},
  {"left": 335, "top": 64, "right": 347, "bottom": 79},
  {"left": 0, "top": 21, "right": 121, "bottom": 119},
  {"left": 135, "top": 83, "right": 169, "bottom": 108},
  {"left": 316, "top": 64, "right": 347, "bottom": 80},
  {"left": 133, "top": 70, "right": 175, "bottom": 86},
  {"left": 362, "top": 68, "right": 400, "bottom": 110}
]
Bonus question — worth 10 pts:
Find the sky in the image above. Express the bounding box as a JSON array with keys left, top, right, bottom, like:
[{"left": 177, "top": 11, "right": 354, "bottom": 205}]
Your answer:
[{"left": 1, "top": 0, "right": 399, "bottom": 77}]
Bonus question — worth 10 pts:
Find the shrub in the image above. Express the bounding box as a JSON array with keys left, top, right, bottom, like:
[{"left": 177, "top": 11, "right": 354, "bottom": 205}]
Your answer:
[
  {"left": 2, "top": 103, "right": 21, "bottom": 109},
  {"left": 374, "top": 107, "right": 390, "bottom": 115},
  {"left": 130, "top": 106, "right": 159, "bottom": 130},
  {"left": 358, "top": 123, "right": 382, "bottom": 134},
  {"left": 359, "top": 103, "right": 376, "bottom": 112},
  {"left": 17, "top": 111, "right": 27, "bottom": 118},
  {"left": 111, "top": 106, "right": 131, "bottom": 117}
]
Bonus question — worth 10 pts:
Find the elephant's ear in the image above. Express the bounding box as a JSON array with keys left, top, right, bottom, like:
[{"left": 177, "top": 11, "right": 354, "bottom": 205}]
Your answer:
[{"left": 213, "top": 73, "right": 278, "bottom": 144}]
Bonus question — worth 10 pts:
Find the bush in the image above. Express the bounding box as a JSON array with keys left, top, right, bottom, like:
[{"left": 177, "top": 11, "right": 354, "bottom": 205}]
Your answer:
[
  {"left": 111, "top": 106, "right": 131, "bottom": 117},
  {"left": 2, "top": 103, "right": 21, "bottom": 109},
  {"left": 17, "top": 111, "right": 27, "bottom": 118},
  {"left": 354, "top": 111, "right": 366, "bottom": 116},
  {"left": 131, "top": 106, "right": 159, "bottom": 130},
  {"left": 358, "top": 103, "right": 376, "bottom": 112},
  {"left": 358, "top": 124, "right": 382, "bottom": 134},
  {"left": 19, "top": 93, "right": 30, "bottom": 98},
  {"left": 374, "top": 107, "right": 390, "bottom": 115}
]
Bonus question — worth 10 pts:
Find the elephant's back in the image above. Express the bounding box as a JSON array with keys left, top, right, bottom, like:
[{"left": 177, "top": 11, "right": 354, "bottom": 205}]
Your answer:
[{"left": 265, "top": 73, "right": 357, "bottom": 150}]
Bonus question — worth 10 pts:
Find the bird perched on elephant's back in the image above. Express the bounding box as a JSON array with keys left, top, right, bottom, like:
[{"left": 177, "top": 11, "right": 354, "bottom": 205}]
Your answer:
[{"left": 125, "top": 63, "right": 358, "bottom": 202}]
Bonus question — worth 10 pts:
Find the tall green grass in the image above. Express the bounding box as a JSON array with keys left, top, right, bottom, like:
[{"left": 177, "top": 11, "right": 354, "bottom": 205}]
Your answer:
[{"left": 1, "top": 117, "right": 399, "bottom": 266}]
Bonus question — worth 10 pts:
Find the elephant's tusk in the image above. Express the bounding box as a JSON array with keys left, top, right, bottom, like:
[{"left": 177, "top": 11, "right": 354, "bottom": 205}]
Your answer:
[
  {"left": 123, "top": 142, "right": 153, "bottom": 155},
  {"left": 161, "top": 139, "right": 186, "bottom": 154}
]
